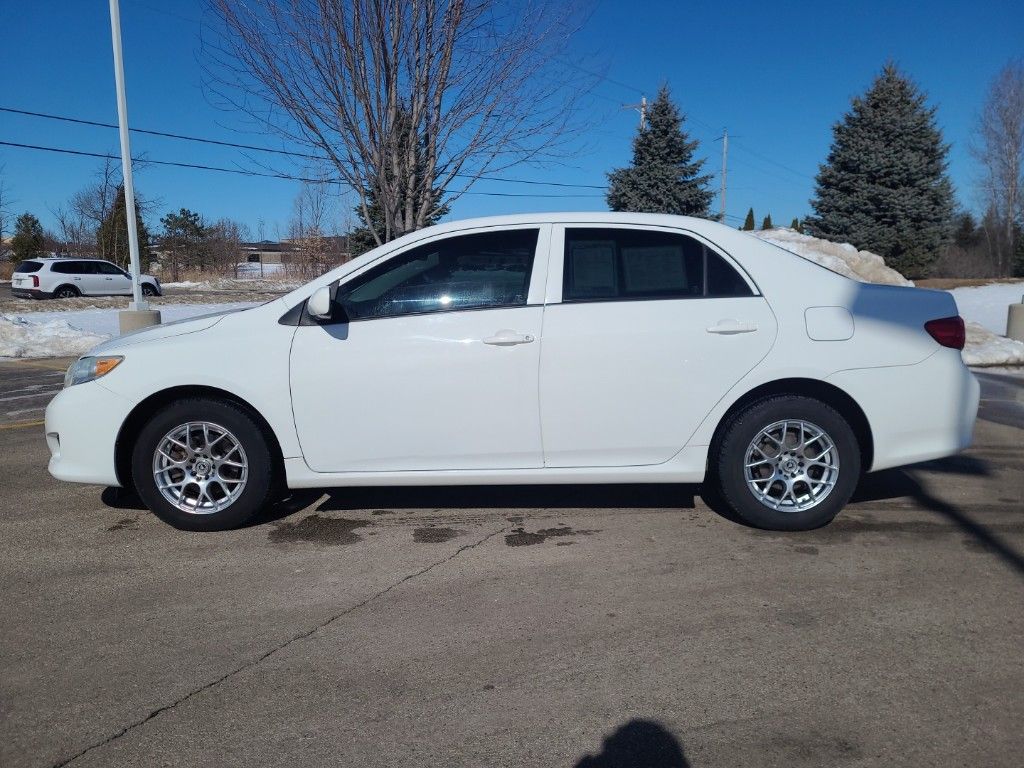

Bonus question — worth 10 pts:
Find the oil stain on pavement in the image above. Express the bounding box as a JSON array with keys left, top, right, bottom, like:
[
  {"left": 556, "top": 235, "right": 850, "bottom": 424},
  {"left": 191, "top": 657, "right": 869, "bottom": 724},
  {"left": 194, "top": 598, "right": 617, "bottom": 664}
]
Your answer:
[
  {"left": 505, "top": 524, "right": 600, "bottom": 546},
  {"left": 412, "top": 527, "right": 465, "bottom": 543},
  {"left": 269, "top": 515, "right": 372, "bottom": 545}
]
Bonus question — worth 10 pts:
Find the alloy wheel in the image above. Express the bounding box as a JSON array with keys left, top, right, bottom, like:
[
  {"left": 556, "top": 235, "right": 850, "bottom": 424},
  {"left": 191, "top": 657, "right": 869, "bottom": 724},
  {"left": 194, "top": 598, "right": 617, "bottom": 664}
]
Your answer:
[
  {"left": 152, "top": 421, "right": 248, "bottom": 514},
  {"left": 743, "top": 419, "right": 840, "bottom": 512}
]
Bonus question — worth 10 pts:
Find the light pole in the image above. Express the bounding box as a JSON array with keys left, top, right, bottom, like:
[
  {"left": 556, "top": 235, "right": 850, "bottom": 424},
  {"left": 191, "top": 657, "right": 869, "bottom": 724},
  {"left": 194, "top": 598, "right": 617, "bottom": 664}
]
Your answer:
[{"left": 109, "top": 0, "right": 161, "bottom": 332}]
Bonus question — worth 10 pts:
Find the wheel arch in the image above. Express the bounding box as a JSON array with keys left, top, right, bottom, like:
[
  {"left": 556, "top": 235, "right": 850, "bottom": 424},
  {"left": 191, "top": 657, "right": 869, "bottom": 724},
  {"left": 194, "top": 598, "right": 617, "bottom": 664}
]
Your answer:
[
  {"left": 114, "top": 385, "right": 285, "bottom": 489},
  {"left": 708, "top": 378, "right": 874, "bottom": 472},
  {"left": 53, "top": 283, "right": 79, "bottom": 298}
]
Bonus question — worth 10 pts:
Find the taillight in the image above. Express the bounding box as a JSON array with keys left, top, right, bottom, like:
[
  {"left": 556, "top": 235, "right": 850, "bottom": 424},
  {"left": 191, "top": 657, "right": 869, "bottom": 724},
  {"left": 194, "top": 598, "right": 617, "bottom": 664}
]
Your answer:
[
  {"left": 924, "top": 316, "right": 965, "bottom": 350},
  {"left": 31, "top": 275, "right": 39, "bottom": 288}
]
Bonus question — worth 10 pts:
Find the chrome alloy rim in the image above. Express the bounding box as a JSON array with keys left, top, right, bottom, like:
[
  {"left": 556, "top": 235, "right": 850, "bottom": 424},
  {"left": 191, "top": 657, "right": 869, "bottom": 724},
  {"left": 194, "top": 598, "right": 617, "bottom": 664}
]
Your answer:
[
  {"left": 152, "top": 421, "right": 248, "bottom": 514},
  {"left": 743, "top": 419, "right": 840, "bottom": 512}
]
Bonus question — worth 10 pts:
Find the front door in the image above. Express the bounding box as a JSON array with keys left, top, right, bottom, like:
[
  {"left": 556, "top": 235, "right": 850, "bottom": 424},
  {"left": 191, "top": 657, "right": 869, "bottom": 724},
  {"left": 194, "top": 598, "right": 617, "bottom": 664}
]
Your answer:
[
  {"left": 539, "top": 225, "right": 777, "bottom": 467},
  {"left": 95, "top": 261, "right": 133, "bottom": 294},
  {"left": 289, "top": 226, "right": 548, "bottom": 473}
]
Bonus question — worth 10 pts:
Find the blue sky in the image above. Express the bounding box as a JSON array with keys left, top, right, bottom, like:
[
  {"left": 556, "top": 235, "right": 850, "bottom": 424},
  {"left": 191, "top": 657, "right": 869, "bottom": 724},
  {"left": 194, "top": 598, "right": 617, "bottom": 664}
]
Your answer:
[{"left": 1, "top": 0, "right": 1021, "bottom": 239}]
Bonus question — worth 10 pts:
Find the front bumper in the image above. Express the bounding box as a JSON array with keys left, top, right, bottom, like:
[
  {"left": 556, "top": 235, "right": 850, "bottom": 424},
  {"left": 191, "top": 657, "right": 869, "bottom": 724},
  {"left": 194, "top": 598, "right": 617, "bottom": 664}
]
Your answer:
[{"left": 44, "top": 381, "right": 130, "bottom": 486}]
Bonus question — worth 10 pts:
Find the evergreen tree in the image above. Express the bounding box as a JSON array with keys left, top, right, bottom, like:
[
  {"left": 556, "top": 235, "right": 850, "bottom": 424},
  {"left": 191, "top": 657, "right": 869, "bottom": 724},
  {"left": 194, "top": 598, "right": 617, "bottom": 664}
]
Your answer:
[
  {"left": 741, "top": 208, "right": 756, "bottom": 231},
  {"left": 789, "top": 217, "right": 801, "bottom": 232},
  {"left": 761, "top": 214, "right": 773, "bottom": 230},
  {"left": 606, "top": 85, "right": 714, "bottom": 216},
  {"left": 806, "top": 63, "right": 954, "bottom": 277},
  {"left": 11, "top": 212, "right": 45, "bottom": 260},
  {"left": 97, "top": 186, "right": 150, "bottom": 269}
]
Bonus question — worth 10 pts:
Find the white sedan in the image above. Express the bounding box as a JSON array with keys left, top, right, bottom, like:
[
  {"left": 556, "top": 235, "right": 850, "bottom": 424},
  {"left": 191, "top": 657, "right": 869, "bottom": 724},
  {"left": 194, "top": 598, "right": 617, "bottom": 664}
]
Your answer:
[{"left": 45, "top": 213, "right": 980, "bottom": 532}]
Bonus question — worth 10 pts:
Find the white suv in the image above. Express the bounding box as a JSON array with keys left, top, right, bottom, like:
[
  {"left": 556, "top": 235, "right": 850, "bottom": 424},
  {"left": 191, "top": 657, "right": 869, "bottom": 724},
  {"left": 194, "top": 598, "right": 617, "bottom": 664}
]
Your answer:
[{"left": 11, "top": 257, "right": 161, "bottom": 299}]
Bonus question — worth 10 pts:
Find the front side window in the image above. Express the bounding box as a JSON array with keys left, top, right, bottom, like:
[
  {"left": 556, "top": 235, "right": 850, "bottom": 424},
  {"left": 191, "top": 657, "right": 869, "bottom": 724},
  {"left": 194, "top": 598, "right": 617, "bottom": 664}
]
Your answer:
[
  {"left": 96, "top": 261, "right": 124, "bottom": 275},
  {"left": 335, "top": 229, "right": 538, "bottom": 321},
  {"left": 563, "top": 228, "right": 753, "bottom": 301}
]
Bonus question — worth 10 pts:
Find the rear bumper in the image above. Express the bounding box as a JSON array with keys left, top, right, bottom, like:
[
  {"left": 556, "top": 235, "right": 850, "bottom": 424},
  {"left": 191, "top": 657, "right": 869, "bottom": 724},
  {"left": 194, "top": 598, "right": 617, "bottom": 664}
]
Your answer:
[
  {"left": 44, "top": 382, "right": 128, "bottom": 486},
  {"left": 827, "top": 350, "right": 980, "bottom": 472},
  {"left": 11, "top": 288, "right": 47, "bottom": 299}
]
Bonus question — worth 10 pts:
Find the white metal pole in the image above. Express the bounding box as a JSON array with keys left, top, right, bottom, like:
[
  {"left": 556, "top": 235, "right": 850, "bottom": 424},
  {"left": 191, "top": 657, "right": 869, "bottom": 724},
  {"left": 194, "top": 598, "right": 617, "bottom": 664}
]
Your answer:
[{"left": 108, "top": 0, "right": 146, "bottom": 310}]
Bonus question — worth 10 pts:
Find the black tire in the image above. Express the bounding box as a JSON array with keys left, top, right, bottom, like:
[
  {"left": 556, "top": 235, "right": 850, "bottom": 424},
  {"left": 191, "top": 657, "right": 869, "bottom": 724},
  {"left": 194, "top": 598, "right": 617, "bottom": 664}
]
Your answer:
[
  {"left": 141, "top": 283, "right": 158, "bottom": 297},
  {"left": 711, "top": 396, "right": 861, "bottom": 531},
  {"left": 131, "top": 398, "right": 277, "bottom": 531},
  {"left": 53, "top": 285, "right": 80, "bottom": 299}
]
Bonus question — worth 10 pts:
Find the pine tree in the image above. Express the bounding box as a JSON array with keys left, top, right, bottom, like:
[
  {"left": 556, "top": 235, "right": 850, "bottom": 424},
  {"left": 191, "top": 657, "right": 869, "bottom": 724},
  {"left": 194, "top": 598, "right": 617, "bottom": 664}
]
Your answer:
[
  {"left": 806, "top": 63, "right": 954, "bottom": 277},
  {"left": 741, "top": 208, "right": 756, "bottom": 231},
  {"left": 606, "top": 85, "right": 714, "bottom": 216},
  {"left": 789, "top": 217, "right": 801, "bottom": 232},
  {"left": 11, "top": 213, "right": 45, "bottom": 260},
  {"left": 761, "top": 214, "right": 773, "bottom": 230},
  {"left": 97, "top": 186, "right": 150, "bottom": 269}
]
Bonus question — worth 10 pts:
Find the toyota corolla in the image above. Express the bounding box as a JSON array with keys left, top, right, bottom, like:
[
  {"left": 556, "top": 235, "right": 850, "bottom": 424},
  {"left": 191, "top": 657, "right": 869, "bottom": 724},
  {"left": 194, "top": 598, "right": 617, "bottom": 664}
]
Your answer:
[{"left": 45, "top": 213, "right": 980, "bottom": 531}]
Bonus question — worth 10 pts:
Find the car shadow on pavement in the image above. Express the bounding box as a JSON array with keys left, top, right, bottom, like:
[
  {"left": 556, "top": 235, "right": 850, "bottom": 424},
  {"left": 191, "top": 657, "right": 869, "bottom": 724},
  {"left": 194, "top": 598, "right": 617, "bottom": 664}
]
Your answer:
[
  {"left": 574, "top": 719, "right": 690, "bottom": 768},
  {"left": 313, "top": 483, "right": 697, "bottom": 513}
]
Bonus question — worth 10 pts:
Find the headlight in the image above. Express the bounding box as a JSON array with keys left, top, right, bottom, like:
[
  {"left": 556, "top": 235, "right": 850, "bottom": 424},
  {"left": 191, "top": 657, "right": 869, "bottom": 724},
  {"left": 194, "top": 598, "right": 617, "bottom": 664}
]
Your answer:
[{"left": 64, "top": 356, "right": 124, "bottom": 388}]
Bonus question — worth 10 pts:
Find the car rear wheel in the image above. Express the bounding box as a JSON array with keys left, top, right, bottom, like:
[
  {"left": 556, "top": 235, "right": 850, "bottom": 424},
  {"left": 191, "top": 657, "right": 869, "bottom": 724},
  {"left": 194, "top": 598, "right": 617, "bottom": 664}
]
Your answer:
[
  {"left": 53, "top": 285, "right": 80, "bottom": 299},
  {"left": 131, "top": 398, "right": 277, "bottom": 531},
  {"left": 711, "top": 395, "right": 860, "bottom": 531}
]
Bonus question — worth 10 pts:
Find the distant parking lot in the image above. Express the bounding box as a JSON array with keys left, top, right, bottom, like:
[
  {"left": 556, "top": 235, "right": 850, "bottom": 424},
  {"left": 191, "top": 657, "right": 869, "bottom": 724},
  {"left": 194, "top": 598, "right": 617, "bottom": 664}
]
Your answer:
[{"left": 1, "top": 358, "right": 1022, "bottom": 767}]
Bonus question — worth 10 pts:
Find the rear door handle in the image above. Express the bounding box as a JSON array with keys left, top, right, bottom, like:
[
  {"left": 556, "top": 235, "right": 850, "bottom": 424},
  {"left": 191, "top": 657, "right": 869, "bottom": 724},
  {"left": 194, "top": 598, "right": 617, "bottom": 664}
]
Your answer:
[
  {"left": 707, "top": 319, "right": 758, "bottom": 335},
  {"left": 483, "top": 329, "right": 535, "bottom": 346}
]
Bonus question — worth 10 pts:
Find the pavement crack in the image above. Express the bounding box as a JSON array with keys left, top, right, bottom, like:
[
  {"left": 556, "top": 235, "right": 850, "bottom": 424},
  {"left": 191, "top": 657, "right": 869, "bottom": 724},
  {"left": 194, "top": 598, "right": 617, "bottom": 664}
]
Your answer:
[{"left": 51, "top": 524, "right": 507, "bottom": 768}]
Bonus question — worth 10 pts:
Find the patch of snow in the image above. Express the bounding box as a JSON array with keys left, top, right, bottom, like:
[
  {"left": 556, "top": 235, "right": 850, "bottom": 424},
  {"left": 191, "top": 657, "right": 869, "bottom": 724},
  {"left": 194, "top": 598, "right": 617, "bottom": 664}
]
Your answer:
[
  {"left": 0, "top": 315, "right": 108, "bottom": 359},
  {"left": 753, "top": 228, "right": 914, "bottom": 287},
  {"left": 963, "top": 321, "right": 1024, "bottom": 367},
  {"left": 0, "top": 302, "right": 258, "bottom": 358},
  {"left": 162, "top": 275, "right": 305, "bottom": 292},
  {"left": 948, "top": 281, "right": 1024, "bottom": 336}
]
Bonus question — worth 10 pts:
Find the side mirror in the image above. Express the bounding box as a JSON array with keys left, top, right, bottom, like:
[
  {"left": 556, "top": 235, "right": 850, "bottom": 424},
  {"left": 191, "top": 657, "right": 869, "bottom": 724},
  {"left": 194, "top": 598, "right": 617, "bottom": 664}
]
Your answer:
[{"left": 307, "top": 285, "right": 333, "bottom": 321}]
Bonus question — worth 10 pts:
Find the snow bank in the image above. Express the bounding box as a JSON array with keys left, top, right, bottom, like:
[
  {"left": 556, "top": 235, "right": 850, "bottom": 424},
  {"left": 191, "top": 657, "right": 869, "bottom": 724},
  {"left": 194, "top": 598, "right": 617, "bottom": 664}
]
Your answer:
[
  {"left": 753, "top": 228, "right": 914, "bottom": 287},
  {"left": 963, "top": 321, "right": 1024, "bottom": 367},
  {"left": 948, "top": 281, "right": 1024, "bottom": 336},
  {"left": 0, "top": 315, "right": 109, "bottom": 359},
  {"left": 162, "top": 276, "right": 304, "bottom": 292},
  {"left": 0, "top": 302, "right": 258, "bottom": 359}
]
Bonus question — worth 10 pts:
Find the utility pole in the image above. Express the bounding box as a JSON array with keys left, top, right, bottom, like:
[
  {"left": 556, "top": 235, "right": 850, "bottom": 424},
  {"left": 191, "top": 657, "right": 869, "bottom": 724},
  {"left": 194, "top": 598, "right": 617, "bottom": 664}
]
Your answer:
[
  {"left": 109, "top": 0, "right": 160, "bottom": 331},
  {"left": 717, "top": 128, "right": 729, "bottom": 223},
  {"left": 623, "top": 95, "right": 647, "bottom": 130}
]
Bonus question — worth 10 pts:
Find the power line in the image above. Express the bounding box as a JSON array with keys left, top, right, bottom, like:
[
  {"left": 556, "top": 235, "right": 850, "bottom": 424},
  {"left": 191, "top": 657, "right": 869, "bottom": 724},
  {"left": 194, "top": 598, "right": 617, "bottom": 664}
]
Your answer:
[
  {"left": 0, "top": 106, "right": 608, "bottom": 191},
  {"left": 0, "top": 140, "right": 605, "bottom": 198}
]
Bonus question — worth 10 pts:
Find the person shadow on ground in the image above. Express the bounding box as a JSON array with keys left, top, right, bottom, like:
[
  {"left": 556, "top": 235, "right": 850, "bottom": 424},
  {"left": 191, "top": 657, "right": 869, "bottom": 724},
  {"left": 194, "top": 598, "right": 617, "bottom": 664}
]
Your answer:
[{"left": 574, "top": 719, "right": 690, "bottom": 768}]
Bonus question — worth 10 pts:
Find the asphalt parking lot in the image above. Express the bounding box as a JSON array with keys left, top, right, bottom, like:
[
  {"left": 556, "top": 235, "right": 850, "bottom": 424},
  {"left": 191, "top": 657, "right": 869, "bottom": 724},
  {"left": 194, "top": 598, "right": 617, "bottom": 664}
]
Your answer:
[{"left": 1, "top": 359, "right": 1022, "bottom": 768}]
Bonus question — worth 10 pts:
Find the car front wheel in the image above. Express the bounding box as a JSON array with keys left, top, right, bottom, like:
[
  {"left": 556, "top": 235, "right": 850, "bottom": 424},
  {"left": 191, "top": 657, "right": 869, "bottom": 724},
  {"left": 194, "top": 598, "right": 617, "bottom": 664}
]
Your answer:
[
  {"left": 141, "top": 283, "right": 158, "bottom": 297},
  {"left": 711, "top": 396, "right": 861, "bottom": 531},
  {"left": 131, "top": 398, "right": 277, "bottom": 531}
]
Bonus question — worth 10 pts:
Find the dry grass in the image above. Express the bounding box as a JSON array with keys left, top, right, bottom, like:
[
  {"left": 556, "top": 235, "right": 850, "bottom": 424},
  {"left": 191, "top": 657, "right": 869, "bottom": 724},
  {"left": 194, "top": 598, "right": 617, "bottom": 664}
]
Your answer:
[{"left": 916, "top": 277, "right": 1024, "bottom": 290}]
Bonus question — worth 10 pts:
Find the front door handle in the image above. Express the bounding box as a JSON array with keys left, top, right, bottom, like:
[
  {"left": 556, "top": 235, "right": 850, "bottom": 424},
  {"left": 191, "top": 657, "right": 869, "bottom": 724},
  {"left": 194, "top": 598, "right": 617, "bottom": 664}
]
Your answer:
[
  {"left": 707, "top": 319, "right": 758, "bottom": 335},
  {"left": 483, "top": 329, "right": 535, "bottom": 346}
]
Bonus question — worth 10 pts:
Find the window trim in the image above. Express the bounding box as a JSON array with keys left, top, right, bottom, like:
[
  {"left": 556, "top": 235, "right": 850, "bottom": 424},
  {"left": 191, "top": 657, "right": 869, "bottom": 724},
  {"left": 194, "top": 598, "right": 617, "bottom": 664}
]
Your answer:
[{"left": 546, "top": 223, "right": 761, "bottom": 305}]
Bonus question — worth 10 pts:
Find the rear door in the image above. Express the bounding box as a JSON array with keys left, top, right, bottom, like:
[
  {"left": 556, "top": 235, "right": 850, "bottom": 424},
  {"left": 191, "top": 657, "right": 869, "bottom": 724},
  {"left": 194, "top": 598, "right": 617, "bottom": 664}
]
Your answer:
[
  {"left": 50, "top": 261, "right": 94, "bottom": 293},
  {"left": 538, "top": 225, "right": 777, "bottom": 467}
]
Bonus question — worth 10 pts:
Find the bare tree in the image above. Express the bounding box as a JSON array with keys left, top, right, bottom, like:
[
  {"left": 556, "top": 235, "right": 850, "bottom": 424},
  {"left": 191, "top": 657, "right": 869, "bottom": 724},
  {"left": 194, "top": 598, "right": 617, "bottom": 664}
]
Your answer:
[
  {"left": 287, "top": 178, "right": 347, "bottom": 278},
  {"left": 0, "top": 165, "right": 13, "bottom": 260},
  {"left": 205, "top": 0, "right": 589, "bottom": 247},
  {"left": 206, "top": 218, "right": 249, "bottom": 275},
  {"left": 973, "top": 60, "right": 1024, "bottom": 276},
  {"left": 51, "top": 205, "right": 94, "bottom": 256}
]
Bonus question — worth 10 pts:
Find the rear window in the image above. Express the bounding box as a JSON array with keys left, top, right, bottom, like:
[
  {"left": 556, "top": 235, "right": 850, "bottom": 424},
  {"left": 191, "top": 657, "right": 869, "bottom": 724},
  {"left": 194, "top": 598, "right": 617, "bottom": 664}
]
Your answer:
[{"left": 14, "top": 261, "right": 43, "bottom": 273}]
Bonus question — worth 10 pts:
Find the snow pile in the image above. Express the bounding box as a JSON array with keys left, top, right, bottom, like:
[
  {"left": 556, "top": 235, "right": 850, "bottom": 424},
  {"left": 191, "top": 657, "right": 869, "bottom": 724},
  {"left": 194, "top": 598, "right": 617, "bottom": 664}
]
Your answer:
[
  {"left": 948, "top": 281, "right": 1024, "bottom": 336},
  {"left": 962, "top": 321, "right": 1024, "bottom": 367},
  {"left": 162, "top": 276, "right": 304, "bottom": 292},
  {"left": 0, "top": 302, "right": 257, "bottom": 358},
  {"left": 754, "top": 228, "right": 914, "bottom": 287},
  {"left": 0, "top": 315, "right": 109, "bottom": 359}
]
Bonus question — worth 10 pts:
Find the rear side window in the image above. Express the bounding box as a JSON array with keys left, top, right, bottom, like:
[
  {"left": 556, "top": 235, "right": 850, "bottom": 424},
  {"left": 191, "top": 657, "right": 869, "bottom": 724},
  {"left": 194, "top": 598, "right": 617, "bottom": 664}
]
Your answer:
[
  {"left": 50, "top": 261, "right": 83, "bottom": 274},
  {"left": 336, "top": 228, "right": 539, "bottom": 321},
  {"left": 563, "top": 228, "right": 754, "bottom": 301},
  {"left": 14, "top": 261, "right": 43, "bottom": 273}
]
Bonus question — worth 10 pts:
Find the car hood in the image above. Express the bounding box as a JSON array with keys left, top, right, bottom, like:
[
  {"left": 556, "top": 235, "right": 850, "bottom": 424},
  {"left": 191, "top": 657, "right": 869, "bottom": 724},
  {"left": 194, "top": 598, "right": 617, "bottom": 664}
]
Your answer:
[{"left": 87, "top": 307, "right": 244, "bottom": 355}]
